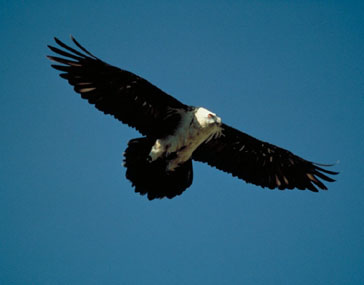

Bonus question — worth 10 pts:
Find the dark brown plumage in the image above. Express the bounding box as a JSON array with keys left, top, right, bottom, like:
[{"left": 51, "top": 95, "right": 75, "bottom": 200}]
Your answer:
[
  {"left": 48, "top": 36, "right": 338, "bottom": 199},
  {"left": 193, "top": 124, "right": 337, "bottom": 192},
  {"left": 48, "top": 37, "right": 188, "bottom": 139}
]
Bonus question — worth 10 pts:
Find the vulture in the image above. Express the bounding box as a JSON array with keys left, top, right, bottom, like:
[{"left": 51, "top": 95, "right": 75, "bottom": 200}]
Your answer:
[{"left": 47, "top": 36, "right": 338, "bottom": 200}]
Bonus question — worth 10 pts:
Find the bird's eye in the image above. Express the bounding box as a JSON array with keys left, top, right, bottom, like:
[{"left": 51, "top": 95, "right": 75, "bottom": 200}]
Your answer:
[{"left": 208, "top": 113, "right": 214, "bottom": 118}]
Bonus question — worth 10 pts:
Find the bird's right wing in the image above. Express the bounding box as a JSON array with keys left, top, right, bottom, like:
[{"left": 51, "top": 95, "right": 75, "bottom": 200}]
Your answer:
[
  {"left": 47, "top": 37, "right": 189, "bottom": 138},
  {"left": 193, "top": 123, "right": 338, "bottom": 192}
]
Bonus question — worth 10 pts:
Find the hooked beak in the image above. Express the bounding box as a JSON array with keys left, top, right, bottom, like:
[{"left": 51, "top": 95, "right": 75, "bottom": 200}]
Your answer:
[
  {"left": 208, "top": 113, "right": 222, "bottom": 126},
  {"left": 215, "top": 116, "right": 222, "bottom": 126}
]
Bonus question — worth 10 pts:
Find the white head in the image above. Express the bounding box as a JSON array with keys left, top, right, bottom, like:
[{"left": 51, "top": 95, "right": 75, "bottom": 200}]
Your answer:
[{"left": 195, "top": 107, "right": 222, "bottom": 128}]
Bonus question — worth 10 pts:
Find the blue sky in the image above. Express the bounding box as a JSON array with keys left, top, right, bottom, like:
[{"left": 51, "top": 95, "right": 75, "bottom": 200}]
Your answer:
[{"left": 1, "top": 1, "right": 363, "bottom": 284}]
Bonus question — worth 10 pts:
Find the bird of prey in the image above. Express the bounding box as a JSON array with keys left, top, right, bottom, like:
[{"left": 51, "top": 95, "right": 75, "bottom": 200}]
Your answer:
[{"left": 47, "top": 36, "right": 338, "bottom": 200}]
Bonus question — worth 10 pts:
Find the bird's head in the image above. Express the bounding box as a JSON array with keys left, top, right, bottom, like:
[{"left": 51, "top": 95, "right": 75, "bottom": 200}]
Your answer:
[{"left": 195, "top": 107, "right": 222, "bottom": 128}]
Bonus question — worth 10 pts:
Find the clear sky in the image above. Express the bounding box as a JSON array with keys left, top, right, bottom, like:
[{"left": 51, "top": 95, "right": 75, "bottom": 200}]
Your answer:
[{"left": 1, "top": 1, "right": 363, "bottom": 284}]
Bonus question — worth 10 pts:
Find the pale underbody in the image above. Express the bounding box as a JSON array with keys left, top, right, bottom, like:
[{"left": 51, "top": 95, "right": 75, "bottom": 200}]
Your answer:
[{"left": 149, "top": 107, "right": 222, "bottom": 171}]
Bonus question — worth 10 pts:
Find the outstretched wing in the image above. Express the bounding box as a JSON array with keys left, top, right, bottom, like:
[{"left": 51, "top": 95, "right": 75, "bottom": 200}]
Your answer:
[
  {"left": 47, "top": 36, "right": 189, "bottom": 138},
  {"left": 193, "top": 124, "right": 338, "bottom": 192}
]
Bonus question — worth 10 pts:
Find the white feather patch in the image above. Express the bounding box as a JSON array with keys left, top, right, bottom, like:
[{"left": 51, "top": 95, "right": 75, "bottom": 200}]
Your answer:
[{"left": 149, "top": 107, "right": 222, "bottom": 171}]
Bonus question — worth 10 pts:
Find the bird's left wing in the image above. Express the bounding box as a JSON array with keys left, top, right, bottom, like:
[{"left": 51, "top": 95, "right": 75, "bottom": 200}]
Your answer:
[
  {"left": 47, "top": 36, "right": 189, "bottom": 138},
  {"left": 193, "top": 124, "right": 338, "bottom": 192}
]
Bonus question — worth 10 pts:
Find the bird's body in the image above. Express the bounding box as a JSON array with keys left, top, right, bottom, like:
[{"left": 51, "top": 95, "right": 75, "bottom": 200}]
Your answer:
[
  {"left": 48, "top": 37, "right": 338, "bottom": 200},
  {"left": 149, "top": 107, "right": 222, "bottom": 171}
]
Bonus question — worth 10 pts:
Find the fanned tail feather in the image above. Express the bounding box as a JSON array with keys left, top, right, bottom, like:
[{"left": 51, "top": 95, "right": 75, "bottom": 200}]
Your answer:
[{"left": 123, "top": 138, "right": 193, "bottom": 200}]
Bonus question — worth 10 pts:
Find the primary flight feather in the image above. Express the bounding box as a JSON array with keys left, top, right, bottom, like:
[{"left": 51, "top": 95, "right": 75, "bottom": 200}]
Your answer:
[{"left": 47, "top": 36, "right": 338, "bottom": 200}]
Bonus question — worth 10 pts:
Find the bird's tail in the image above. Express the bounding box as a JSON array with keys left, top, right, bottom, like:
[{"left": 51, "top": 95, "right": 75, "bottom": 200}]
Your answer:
[{"left": 123, "top": 137, "right": 193, "bottom": 200}]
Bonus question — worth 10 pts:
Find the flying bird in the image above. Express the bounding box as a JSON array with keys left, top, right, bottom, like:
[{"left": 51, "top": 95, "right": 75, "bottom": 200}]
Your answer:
[{"left": 47, "top": 36, "right": 338, "bottom": 200}]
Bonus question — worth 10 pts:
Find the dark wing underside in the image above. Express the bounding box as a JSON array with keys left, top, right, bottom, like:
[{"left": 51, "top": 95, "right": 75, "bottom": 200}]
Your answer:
[
  {"left": 193, "top": 124, "right": 338, "bottom": 192},
  {"left": 47, "top": 36, "right": 189, "bottom": 138}
]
